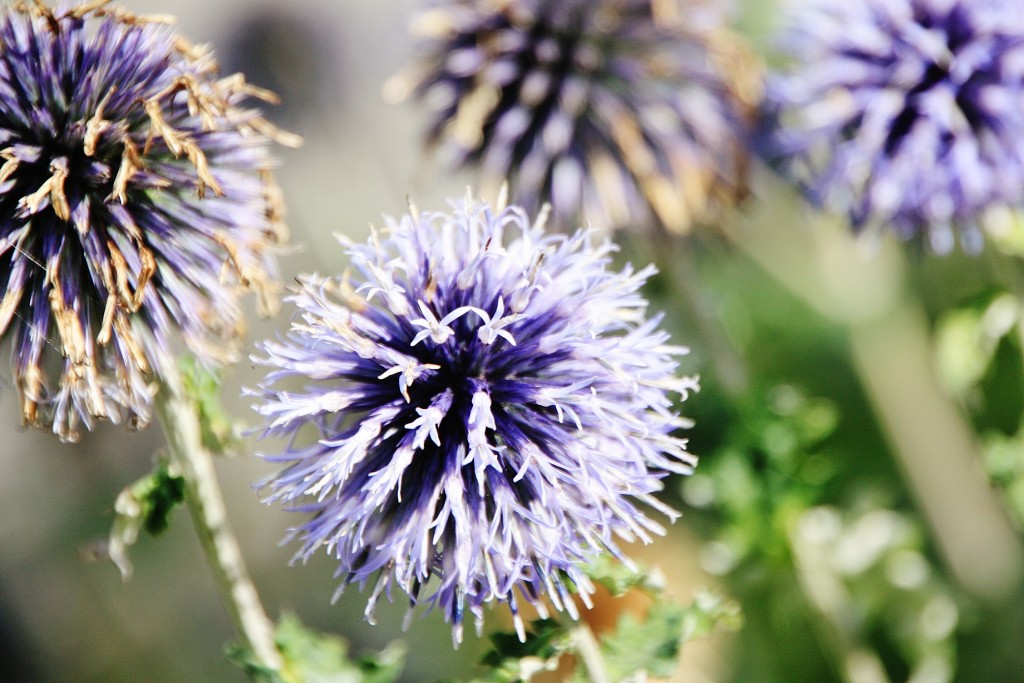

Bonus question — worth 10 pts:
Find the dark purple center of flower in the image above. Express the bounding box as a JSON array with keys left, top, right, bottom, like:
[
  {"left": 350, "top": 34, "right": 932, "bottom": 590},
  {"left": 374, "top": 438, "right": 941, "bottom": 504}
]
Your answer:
[
  {"left": 881, "top": 4, "right": 995, "bottom": 156},
  {"left": 351, "top": 291, "right": 581, "bottom": 505}
]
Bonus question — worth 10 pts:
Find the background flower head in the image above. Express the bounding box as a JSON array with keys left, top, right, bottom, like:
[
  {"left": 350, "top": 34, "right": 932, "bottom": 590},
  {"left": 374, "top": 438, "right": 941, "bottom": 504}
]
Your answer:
[
  {"left": 253, "top": 192, "right": 697, "bottom": 643},
  {"left": 0, "top": 1, "right": 299, "bottom": 440},
  {"left": 389, "top": 0, "right": 759, "bottom": 234},
  {"left": 760, "top": 0, "right": 1024, "bottom": 252}
]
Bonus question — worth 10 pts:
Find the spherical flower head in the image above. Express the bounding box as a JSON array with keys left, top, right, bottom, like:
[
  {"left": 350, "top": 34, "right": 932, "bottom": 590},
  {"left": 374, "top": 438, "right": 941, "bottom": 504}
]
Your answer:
[
  {"left": 0, "top": 1, "right": 299, "bottom": 440},
  {"left": 252, "top": 192, "right": 698, "bottom": 644},
  {"left": 390, "top": 0, "right": 759, "bottom": 234},
  {"left": 760, "top": 0, "right": 1024, "bottom": 252}
]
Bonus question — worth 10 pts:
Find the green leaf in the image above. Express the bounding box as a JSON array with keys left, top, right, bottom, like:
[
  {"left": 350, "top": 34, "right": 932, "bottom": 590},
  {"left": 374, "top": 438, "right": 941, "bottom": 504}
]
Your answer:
[
  {"left": 227, "top": 614, "right": 404, "bottom": 683},
  {"left": 573, "top": 589, "right": 740, "bottom": 683},
  {"left": 583, "top": 554, "right": 665, "bottom": 597},
  {"left": 678, "top": 588, "right": 743, "bottom": 643},
  {"left": 983, "top": 429, "right": 1024, "bottom": 529},
  {"left": 934, "top": 294, "right": 1020, "bottom": 401},
  {"left": 587, "top": 602, "right": 683, "bottom": 682},
  {"left": 142, "top": 466, "right": 186, "bottom": 535},
  {"left": 179, "top": 355, "right": 241, "bottom": 454},
  {"left": 470, "top": 619, "right": 572, "bottom": 683},
  {"left": 104, "top": 462, "right": 185, "bottom": 579},
  {"left": 455, "top": 582, "right": 738, "bottom": 683}
]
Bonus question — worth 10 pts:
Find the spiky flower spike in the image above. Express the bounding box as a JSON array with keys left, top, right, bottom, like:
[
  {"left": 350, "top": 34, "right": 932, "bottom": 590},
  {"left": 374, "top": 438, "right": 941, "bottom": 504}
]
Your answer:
[
  {"left": 0, "top": 1, "right": 299, "bottom": 441},
  {"left": 760, "top": 0, "right": 1024, "bottom": 253},
  {"left": 253, "top": 192, "right": 698, "bottom": 644},
  {"left": 389, "top": 0, "right": 758, "bottom": 234}
]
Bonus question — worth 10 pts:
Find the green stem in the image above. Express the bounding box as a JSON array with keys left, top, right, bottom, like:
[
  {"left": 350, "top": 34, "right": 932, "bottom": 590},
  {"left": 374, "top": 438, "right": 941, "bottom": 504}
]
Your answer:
[
  {"left": 154, "top": 358, "right": 282, "bottom": 673},
  {"left": 847, "top": 302, "right": 1023, "bottom": 597},
  {"left": 571, "top": 622, "right": 611, "bottom": 683},
  {"left": 735, "top": 189, "right": 1023, "bottom": 597}
]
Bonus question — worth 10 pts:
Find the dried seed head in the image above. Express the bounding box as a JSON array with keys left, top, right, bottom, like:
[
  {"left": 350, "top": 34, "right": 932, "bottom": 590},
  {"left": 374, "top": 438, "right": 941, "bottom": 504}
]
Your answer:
[
  {"left": 393, "top": 0, "right": 759, "bottom": 235},
  {"left": 0, "top": 1, "right": 299, "bottom": 440}
]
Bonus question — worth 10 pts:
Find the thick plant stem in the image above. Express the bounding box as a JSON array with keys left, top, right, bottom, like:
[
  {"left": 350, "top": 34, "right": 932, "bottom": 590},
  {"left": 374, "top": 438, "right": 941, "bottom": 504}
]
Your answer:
[
  {"left": 736, "top": 187, "right": 1023, "bottom": 598},
  {"left": 847, "top": 303, "right": 1023, "bottom": 597},
  {"left": 154, "top": 359, "right": 282, "bottom": 673}
]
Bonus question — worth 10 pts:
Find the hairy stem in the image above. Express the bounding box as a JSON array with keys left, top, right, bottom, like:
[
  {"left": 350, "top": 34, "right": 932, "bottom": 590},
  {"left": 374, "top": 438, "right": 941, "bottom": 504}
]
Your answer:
[{"left": 154, "top": 359, "right": 282, "bottom": 672}]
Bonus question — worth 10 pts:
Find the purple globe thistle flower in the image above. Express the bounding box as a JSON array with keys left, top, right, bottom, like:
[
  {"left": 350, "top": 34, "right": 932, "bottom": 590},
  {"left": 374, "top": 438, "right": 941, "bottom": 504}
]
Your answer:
[
  {"left": 387, "top": 0, "right": 759, "bottom": 234},
  {"left": 0, "top": 1, "right": 299, "bottom": 440},
  {"left": 252, "top": 192, "right": 697, "bottom": 643},
  {"left": 760, "top": 0, "right": 1024, "bottom": 252}
]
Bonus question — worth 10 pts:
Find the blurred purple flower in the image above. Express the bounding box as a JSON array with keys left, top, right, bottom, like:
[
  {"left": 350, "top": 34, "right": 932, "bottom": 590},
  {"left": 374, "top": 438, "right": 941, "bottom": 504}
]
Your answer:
[
  {"left": 0, "top": 1, "right": 298, "bottom": 440},
  {"left": 389, "top": 0, "right": 758, "bottom": 234},
  {"left": 761, "top": 0, "right": 1024, "bottom": 252},
  {"left": 252, "top": 192, "right": 697, "bottom": 643}
]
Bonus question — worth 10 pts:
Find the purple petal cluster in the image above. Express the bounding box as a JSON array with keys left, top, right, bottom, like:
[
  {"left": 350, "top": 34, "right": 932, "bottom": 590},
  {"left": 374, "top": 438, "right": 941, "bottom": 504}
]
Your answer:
[
  {"left": 392, "top": 0, "right": 757, "bottom": 234},
  {"left": 252, "top": 194, "right": 697, "bottom": 643},
  {"left": 761, "top": 0, "right": 1024, "bottom": 252},
  {"left": 0, "top": 2, "right": 297, "bottom": 440}
]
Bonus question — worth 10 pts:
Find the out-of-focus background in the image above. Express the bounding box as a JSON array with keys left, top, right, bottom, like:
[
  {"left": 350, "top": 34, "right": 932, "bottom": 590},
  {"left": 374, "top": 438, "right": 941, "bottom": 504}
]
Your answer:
[{"left": 1, "top": 1, "right": 1023, "bottom": 682}]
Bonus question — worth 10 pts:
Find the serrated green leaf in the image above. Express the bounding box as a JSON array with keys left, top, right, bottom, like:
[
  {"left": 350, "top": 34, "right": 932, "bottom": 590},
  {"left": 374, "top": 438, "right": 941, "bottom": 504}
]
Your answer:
[
  {"left": 589, "top": 601, "right": 685, "bottom": 683},
  {"left": 227, "top": 614, "right": 404, "bottom": 683},
  {"left": 679, "top": 588, "right": 743, "bottom": 643},
  {"left": 471, "top": 618, "right": 572, "bottom": 683},
  {"left": 104, "top": 462, "right": 185, "bottom": 579},
  {"left": 568, "top": 589, "right": 740, "bottom": 683},
  {"left": 583, "top": 554, "right": 665, "bottom": 597},
  {"left": 142, "top": 466, "right": 186, "bottom": 535}
]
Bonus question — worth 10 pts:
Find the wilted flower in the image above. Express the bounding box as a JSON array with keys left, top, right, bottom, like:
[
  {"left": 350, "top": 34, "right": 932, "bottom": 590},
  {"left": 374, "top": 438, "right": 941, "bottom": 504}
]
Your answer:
[
  {"left": 252, "top": 192, "right": 697, "bottom": 643},
  {"left": 0, "top": 1, "right": 299, "bottom": 440},
  {"left": 760, "top": 0, "right": 1024, "bottom": 252},
  {"left": 388, "top": 0, "right": 759, "bottom": 234}
]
